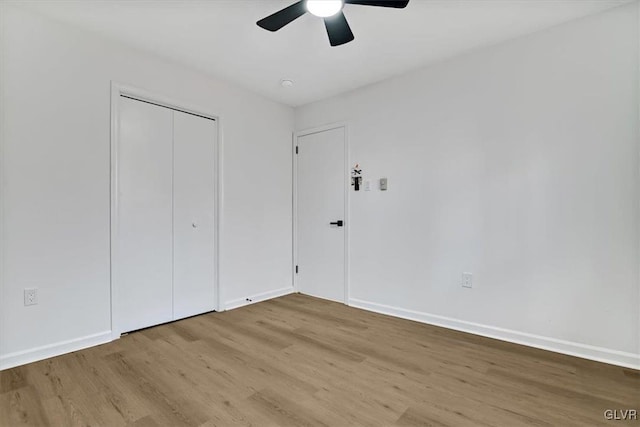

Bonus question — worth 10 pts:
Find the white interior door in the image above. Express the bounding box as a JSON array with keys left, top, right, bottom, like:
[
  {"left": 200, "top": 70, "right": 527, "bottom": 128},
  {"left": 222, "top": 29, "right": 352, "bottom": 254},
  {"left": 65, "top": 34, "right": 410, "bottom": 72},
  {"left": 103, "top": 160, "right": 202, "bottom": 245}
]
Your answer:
[
  {"left": 173, "top": 111, "right": 217, "bottom": 319},
  {"left": 296, "top": 126, "right": 346, "bottom": 303},
  {"left": 117, "top": 97, "right": 173, "bottom": 332}
]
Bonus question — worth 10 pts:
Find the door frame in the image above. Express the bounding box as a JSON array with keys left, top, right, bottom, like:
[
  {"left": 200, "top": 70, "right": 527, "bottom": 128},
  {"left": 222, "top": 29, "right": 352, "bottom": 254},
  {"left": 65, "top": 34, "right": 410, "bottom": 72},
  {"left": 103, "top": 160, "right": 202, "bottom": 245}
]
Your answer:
[
  {"left": 110, "top": 81, "right": 222, "bottom": 339},
  {"left": 293, "top": 122, "right": 350, "bottom": 304}
]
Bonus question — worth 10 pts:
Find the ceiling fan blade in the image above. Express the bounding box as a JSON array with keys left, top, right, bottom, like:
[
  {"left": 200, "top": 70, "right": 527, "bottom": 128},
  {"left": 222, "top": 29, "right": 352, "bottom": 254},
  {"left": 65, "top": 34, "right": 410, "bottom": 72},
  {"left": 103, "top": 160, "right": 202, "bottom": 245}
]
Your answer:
[
  {"left": 257, "top": 1, "right": 307, "bottom": 32},
  {"left": 324, "top": 11, "right": 355, "bottom": 47},
  {"left": 344, "top": 0, "right": 409, "bottom": 7}
]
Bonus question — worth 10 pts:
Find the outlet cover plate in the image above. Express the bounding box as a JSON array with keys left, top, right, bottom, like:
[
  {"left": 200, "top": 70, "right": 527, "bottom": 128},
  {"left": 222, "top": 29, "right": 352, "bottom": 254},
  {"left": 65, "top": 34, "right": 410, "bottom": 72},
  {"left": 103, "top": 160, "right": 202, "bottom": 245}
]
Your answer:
[
  {"left": 462, "top": 273, "right": 473, "bottom": 288},
  {"left": 24, "top": 288, "right": 38, "bottom": 306}
]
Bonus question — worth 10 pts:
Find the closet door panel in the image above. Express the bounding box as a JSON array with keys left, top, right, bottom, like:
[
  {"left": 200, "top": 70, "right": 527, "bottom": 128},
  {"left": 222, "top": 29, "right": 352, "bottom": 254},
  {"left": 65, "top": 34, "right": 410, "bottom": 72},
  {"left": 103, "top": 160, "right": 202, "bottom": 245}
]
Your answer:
[
  {"left": 117, "top": 97, "right": 174, "bottom": 333},
  {"left": 173, "top": 111, "right": 217, "bottom": 319}
]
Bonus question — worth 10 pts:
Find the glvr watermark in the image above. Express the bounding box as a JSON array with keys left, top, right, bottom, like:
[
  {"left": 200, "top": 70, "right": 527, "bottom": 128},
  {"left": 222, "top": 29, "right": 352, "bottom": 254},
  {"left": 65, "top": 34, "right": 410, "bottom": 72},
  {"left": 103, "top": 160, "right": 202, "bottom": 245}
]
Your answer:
[{"left": 604, "top": 409, "right": 637, "bottom": 421}]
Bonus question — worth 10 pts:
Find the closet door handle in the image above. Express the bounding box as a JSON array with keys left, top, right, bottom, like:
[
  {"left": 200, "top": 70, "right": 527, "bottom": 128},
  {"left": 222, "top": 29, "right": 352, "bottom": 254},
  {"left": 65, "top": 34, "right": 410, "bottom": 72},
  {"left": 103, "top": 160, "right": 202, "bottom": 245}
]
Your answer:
[{"left": 329, "top": 220, "right": 344, "bottom": 227}]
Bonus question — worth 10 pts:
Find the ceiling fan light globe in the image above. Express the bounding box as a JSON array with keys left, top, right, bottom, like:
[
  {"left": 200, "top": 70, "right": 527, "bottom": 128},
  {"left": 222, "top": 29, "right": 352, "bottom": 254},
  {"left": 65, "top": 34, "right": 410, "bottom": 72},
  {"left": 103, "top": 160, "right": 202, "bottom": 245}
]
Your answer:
[{"left": 306, "top": 0, "right": 344, "bottom": 18}]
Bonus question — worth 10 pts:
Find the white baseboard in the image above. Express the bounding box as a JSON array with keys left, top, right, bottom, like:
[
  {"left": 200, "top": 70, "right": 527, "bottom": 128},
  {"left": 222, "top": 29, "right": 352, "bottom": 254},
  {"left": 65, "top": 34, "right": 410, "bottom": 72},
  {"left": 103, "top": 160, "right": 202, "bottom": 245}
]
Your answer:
[
  {"left": 225, "top": 286, "right": 294, "bottom": 311},
  {"left": 1, "top": 287, "right": 296, "bottom": 370},
  {"left": 349, "top": 298, "right": 640, "bottom": 370},
  {"left": 0, "top": 331, "right": 112, "bottom": 371},
  {"left": 3, "top": 298, "right": 635, "bottom": 371}
]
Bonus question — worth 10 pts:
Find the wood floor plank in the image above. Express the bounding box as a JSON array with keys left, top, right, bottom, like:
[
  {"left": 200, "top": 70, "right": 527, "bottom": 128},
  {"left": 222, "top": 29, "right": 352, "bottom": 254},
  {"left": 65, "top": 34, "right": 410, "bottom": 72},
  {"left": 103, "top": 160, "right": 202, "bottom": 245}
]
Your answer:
[
  {"left": 0, "top": 366, "right": 28, "bottom": 394},
  {"left": 0, "top": 385, "right": 50, "bottom": 426},
  {"left": 1, "top": 294, "right": 637, "bottom": 426}
]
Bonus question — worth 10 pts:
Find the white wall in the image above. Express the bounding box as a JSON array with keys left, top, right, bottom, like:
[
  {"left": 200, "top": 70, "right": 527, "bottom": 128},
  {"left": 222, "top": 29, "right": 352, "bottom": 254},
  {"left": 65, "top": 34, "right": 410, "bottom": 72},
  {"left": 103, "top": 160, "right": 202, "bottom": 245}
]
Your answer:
[
  {"left": 296, "top": 3, "right": 640, "bottom": 368},
  {"left": 2, "top": 2, "right": 638, "bottom": 372},
  {"left": 0, "top": 5, "right": 294, "bottom": 369}
]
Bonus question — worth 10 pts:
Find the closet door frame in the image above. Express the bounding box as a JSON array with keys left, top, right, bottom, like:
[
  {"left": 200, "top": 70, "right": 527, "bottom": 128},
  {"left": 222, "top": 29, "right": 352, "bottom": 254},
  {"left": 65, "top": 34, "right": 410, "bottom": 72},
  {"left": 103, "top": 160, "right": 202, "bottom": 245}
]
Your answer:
[{"left": 110, "top": 82, "right": 222, "bottom": 340}]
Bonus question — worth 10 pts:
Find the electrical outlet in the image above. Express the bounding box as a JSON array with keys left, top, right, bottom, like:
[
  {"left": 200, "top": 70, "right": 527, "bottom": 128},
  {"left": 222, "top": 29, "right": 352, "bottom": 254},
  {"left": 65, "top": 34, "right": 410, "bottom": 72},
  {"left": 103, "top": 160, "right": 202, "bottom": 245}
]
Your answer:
[
  {"left": 462, "top": 272, "right": 473, "bottom": 288},
  {"left": 24, "top": 288, "right": 38, "bottom": 306},
  {"left": 363, "top": 180, "right": 371, "bottom": 191}
]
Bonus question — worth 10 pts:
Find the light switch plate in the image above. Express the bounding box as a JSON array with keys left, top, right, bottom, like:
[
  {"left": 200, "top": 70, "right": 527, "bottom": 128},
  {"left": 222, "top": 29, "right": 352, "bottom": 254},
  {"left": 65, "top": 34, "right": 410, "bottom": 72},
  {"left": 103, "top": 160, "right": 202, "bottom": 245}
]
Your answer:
[{"left": 380, "top": 178, "right": 388, "bottom": 191}]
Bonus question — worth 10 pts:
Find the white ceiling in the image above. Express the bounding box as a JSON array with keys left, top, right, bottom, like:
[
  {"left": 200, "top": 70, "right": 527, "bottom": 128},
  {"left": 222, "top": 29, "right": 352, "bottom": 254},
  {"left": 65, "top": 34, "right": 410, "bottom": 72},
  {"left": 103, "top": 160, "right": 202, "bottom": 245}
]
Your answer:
[{"left": 16, "top": 0, "right": 633, "bottom": 106}]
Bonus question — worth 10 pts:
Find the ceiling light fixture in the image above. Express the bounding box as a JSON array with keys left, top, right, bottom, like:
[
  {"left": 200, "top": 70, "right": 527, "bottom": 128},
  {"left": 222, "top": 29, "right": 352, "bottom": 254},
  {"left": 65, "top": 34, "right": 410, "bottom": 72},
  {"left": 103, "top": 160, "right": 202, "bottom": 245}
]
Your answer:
[
  {"left": 280, "top": 79, "right": 294, "bottom": 87},
  {"left": 305, "top": 0, "right": 343, "bottom": 18}
]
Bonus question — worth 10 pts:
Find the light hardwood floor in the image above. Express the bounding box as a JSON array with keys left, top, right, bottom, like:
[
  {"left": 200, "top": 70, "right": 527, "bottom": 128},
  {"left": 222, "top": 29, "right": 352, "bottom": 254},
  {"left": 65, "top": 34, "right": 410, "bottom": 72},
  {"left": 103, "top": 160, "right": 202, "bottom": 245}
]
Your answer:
[{"left": 1, "top": 293, "right": 638, "bottom": 426}]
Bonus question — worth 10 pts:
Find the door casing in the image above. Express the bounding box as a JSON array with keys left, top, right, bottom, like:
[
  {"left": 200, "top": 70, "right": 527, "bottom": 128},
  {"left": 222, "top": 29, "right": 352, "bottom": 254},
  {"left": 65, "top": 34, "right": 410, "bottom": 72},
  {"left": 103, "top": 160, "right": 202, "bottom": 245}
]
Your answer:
[{"left": 293, "top": 123, "right": 350, "bottom": 304}]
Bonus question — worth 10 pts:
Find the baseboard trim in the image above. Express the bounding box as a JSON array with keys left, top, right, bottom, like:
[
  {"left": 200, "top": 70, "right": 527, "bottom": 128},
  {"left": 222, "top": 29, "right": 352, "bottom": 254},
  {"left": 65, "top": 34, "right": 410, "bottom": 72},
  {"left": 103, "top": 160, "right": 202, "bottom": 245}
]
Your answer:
[
  {"left": 0, "top": 331, "right": 112, "bottom": 371},
  {"left": 225, "top": 286, "right": 294, "bottom": 311},
  {"left": 3, "top": 298, "right": 635, "bottom": 371},
  {"left": 349, "top": 298, "right": 640, "bottom": 370}
]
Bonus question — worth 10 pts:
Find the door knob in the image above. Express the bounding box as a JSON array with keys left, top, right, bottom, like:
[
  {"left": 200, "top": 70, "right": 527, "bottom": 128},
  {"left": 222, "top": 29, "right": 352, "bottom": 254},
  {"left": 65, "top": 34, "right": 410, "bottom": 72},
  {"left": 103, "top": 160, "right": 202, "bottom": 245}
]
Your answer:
[{"left": 329, "top": 220, "right": 344, "bottom": 227}]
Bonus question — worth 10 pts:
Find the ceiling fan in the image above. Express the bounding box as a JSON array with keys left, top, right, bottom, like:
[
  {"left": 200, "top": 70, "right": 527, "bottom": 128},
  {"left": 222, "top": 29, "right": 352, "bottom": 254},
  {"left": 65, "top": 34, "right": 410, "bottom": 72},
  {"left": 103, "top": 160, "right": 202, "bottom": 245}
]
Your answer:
[{"left": 257, "top": 0, "right": 410, "bottom": 47}]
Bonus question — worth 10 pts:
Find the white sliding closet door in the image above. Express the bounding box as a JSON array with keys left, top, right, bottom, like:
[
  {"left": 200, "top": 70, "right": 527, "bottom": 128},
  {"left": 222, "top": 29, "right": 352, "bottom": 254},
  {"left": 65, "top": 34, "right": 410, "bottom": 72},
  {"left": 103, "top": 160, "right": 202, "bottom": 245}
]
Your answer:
[
  {"left": 173, "top": 111, "right": 217, "bottom": 319},
  {"left": 117, "top": 97, "right": 174, "bottom": 333}
]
